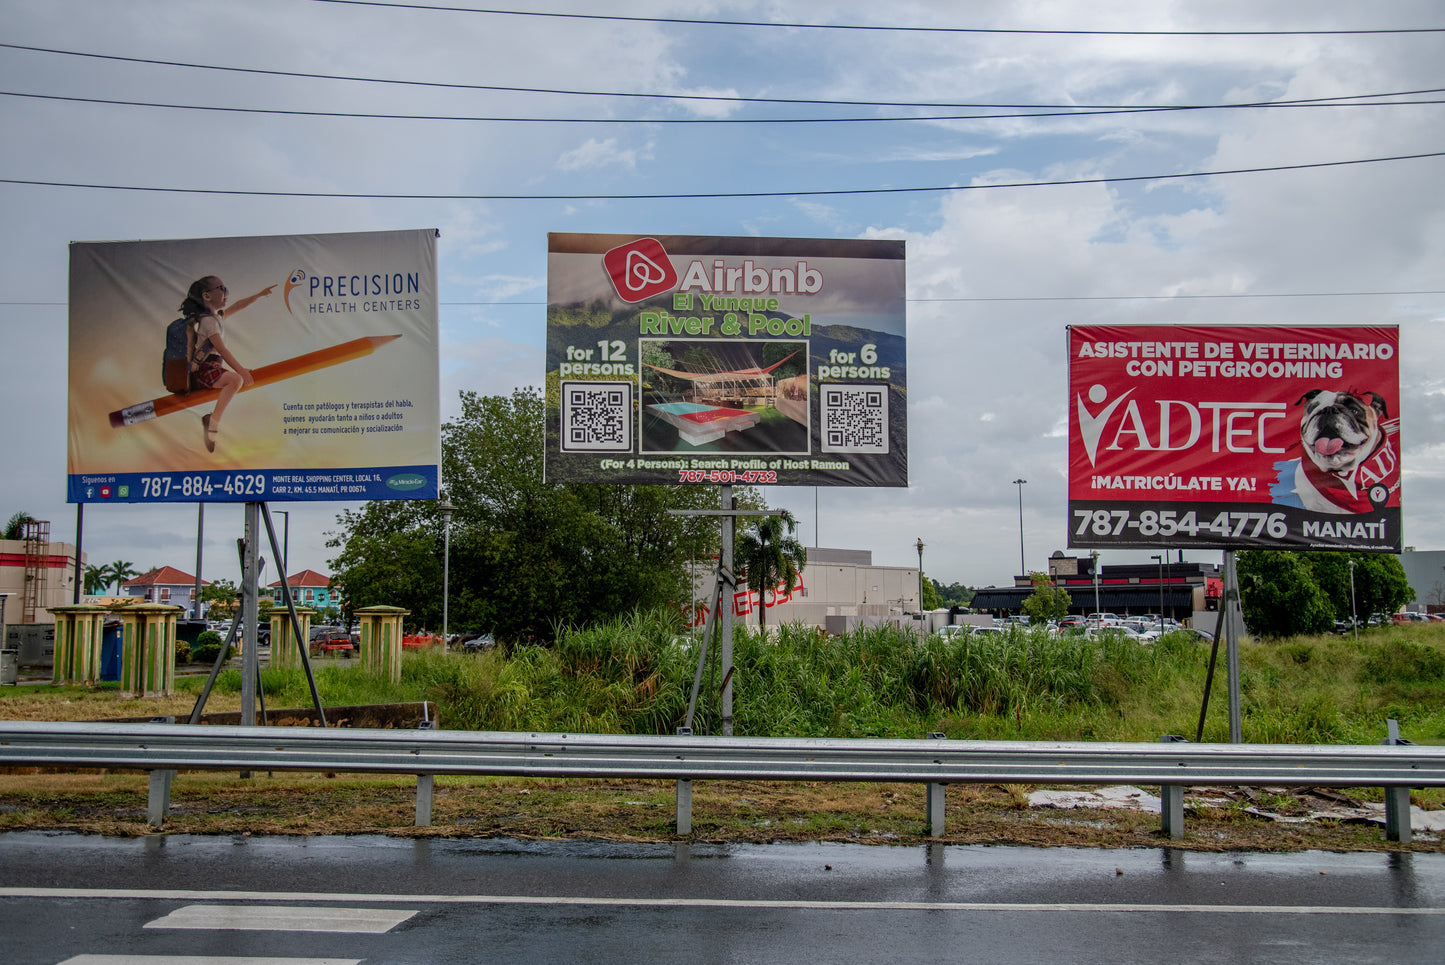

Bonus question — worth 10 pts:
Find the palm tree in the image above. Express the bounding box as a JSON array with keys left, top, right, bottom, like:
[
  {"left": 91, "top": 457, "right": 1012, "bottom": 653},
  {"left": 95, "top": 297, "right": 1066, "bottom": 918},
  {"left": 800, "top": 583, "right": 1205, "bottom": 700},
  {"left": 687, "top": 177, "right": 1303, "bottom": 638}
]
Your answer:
[
  {"left": 4, "top": 511, "right": 35, "bottom": 540},
  {"left": 82, "top": 565, "right": 109, "bottom": 595},
  {"left": 736, "top": 511, "right": 807, "bottom": 631},
  {"left": 105, "top": 560, "right": 140, "bottom": 595}
]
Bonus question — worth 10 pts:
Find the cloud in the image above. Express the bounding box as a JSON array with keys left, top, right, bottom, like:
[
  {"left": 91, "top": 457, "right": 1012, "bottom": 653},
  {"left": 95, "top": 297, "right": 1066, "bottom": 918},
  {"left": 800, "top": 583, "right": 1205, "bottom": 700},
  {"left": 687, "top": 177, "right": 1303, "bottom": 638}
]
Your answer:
[{"left": 555, "top": 138, "right": 655, "bottom": 172}]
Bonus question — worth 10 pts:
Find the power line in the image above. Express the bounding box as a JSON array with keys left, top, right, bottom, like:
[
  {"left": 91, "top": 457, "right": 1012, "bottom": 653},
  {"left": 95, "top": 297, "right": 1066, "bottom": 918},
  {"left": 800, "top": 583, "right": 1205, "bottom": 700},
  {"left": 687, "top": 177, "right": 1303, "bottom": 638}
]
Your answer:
[
  {"left": 3, "top": 44, "right": 1439, "bottom": 112},
  {"left": 3, "top": 150, "right": 1441, "bottom": 199},
  {"left": 304, "top": 1, "right": 1445, "bottom": 37},
  {"left": 8, "top": 290, "right": 1443, "bottom": 308},
  {"left": 6, "top": 89, "right": 1442, "bottom": 126}
]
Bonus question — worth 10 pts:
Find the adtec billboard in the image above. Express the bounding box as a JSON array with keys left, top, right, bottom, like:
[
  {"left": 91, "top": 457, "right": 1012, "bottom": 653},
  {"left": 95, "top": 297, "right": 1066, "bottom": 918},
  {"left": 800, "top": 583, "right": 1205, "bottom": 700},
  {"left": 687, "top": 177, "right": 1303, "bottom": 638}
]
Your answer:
[{"left": 1067, "top": 324, "right": 1400, "bottom": 552}]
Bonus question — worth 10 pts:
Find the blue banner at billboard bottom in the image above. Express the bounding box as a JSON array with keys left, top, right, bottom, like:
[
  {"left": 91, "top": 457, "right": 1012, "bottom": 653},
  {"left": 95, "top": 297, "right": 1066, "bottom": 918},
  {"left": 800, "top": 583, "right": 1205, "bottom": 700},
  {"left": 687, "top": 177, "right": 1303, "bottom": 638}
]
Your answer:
[{"left": 68, "top": 465, "right": 437, "bottom": 503}]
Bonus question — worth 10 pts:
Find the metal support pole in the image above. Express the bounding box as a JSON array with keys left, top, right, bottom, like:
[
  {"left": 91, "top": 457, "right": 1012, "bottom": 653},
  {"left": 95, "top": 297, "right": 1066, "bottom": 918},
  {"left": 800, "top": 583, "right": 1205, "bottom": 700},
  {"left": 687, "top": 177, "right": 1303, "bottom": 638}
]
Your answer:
[
  {"left": 147, "top": 768, "right": 173, "bottom": 826},
  {"left": 241, "top": 503, "right": 261, "bottom": 727},
  {"left": 146, "top": 716, "right": 175, "bottom": 826},
  {"left": 676, "top": 778, "right": 693, "bottom": 835},
  {"left": 1223, "top": 551, "right": 1242, "bottom": 743},
  {"left": 1383, "top": 718, "right": 1414, "bottom": 843},
  {"left": 415, "top": 719, "right": 437, "bottom": 827},
  {"left": 720, "top": 486, "right": 735, "bottom": 738},
  {"left": 73, "top": 503, "right": 83, "bottom": 605},
  {"left": 926, "top": 732, "right": 947, "bottom": 837},
  {"left": 1159, "top": 735, "right": 1189, "bottom": 839},
  {"left": 676, "top": 725, "right": 693, "bottom": 834},
  {"left": 193, "top": 503, "right": 204, "bottom": 620},
  {"left": 261, "top": 504, "right": 326, "bottom": 726}
]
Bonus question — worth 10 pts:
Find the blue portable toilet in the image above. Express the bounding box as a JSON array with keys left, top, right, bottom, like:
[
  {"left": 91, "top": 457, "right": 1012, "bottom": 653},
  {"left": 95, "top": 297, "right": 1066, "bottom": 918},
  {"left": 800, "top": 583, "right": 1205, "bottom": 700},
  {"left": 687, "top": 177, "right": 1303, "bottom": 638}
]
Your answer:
[{"left": 100, "top": 622, "right": 122, "bottom": 682}]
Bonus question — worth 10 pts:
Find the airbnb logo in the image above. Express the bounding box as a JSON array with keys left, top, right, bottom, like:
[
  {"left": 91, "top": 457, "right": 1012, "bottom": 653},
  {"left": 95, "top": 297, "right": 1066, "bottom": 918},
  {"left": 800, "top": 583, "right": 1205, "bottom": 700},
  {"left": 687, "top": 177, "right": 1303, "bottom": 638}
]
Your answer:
[{"left": 603, "top": 238, "right": 678, "bottom": 302}]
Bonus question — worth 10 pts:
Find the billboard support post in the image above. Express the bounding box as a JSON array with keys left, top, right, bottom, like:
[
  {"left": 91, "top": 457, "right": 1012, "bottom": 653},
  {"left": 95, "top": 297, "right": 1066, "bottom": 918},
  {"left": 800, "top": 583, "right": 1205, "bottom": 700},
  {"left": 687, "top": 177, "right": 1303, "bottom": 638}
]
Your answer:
[
  {"left": 1224, "top": 551, "right": 1243, "bottom": 743},
  {"left": 240, "top": 503, "right": 260, "bottom": 727},
  {"left": 720, "top": 487, "right": 735, "bottom": 738}
]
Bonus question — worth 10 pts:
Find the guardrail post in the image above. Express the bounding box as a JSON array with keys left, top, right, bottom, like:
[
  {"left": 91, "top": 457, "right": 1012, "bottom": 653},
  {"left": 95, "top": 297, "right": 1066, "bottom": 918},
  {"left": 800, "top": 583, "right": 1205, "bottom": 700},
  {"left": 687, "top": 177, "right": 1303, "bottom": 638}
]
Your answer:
[
  {"left": 926, "top": 732, "right": 946, "bottom": 837},
  {"left": 675, "top": 726, "right": 693, "bottom": 835},
  {"left": 1158, "top": 735, "right": 1190, "bottom": 839},
  {"left": 147, "top": 716, "right": 176, "bottom": 826},
  {"left": 415, "top": 720, "right": 436, "bottom": 827},
  {"left": 1383, "top": 719, "right": 1413, "bottom": 843}
]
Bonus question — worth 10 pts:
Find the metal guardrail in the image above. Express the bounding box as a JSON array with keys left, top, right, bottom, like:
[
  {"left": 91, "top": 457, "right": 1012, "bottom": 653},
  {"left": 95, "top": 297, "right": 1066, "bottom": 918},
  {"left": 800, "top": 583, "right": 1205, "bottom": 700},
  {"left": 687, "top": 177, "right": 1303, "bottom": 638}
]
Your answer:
[{"left": 1, "top": 721, "right": 1440, "bottom": 841}]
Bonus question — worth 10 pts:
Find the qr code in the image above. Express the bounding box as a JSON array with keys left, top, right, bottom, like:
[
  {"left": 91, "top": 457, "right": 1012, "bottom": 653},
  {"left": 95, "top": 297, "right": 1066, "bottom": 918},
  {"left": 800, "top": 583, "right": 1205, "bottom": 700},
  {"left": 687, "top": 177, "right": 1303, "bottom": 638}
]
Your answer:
[
  {"left": 561, "top": 381, "right": 633, "bottom": 452},
  {"left": 821, "top": 385, "right": 888, "bottom": 454}
]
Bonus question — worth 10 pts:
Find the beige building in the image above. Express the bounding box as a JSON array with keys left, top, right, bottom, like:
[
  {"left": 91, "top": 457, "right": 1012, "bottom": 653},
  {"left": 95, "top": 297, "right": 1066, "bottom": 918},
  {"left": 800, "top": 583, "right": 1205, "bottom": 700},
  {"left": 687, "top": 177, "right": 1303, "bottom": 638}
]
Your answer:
[
  {"left": 0, "top": 525, "right": 82, "bottom": 626},
  {"left": 689, "top": 547, "right": 927, "bottom": 633}
]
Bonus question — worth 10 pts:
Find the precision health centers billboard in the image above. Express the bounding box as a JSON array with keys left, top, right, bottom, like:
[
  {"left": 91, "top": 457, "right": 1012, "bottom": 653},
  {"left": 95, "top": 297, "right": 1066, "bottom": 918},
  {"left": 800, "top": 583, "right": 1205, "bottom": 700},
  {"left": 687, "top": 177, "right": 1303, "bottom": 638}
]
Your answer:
[
  {"left": 1067, "top": 324, "right": 1400, "bottom": 553},
  {"left": 545, "top": 233, "right": 907, "bottom": 487},
  {"left": 68, "top": 228, "right": 440, "bottom": 503}
]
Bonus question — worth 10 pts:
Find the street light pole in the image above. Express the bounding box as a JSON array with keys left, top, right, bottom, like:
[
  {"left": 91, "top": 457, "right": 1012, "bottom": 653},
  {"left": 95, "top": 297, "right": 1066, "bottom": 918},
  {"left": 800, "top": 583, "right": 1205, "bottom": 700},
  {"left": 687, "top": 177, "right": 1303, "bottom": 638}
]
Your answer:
[
  {"left": 274, "top": 509, "right": 289, "bottom": 584},
  {"left": 1348, "top": 559, "right": 1358, "bottom": 641},
  {"left": 438, "top": 497, "right": 455, "bottom": 652},
  {"left": 1151, "top": 554, "right": 1163, "bottom": 622},
  {"left": 915, "top": 537, "right": 925, "bottom": 619},
  {"left": 1091, "top": 549, "right": 1101, "bottom": 616},
  {"left": 1012, "top": 478, "right": 1027, "bottom": 577}
]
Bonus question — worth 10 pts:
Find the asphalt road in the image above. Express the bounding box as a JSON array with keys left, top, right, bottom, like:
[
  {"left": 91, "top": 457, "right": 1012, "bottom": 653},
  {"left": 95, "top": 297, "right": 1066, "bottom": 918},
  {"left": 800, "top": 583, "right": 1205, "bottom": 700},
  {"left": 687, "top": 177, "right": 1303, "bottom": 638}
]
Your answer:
[{"left": 2, "top": 832, "right": 1443, "bottom": 963}]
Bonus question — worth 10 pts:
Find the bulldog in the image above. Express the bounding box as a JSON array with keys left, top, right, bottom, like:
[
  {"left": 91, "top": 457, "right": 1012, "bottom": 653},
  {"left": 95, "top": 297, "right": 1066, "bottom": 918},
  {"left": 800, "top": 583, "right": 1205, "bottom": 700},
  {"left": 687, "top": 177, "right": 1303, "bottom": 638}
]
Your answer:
[{"left": 1290, "top": 388, "right": 1399, "bottom": 513}]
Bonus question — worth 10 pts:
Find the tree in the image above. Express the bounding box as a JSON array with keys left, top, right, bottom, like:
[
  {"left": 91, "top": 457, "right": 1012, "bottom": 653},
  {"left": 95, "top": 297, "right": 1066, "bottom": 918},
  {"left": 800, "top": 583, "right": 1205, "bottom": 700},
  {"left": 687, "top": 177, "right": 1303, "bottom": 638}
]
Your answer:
[
  {"left": 1305, "top": 552, "right": 1412, "bottom": 621},
  {"left": 1237, "top": 551, "right": 1335, "bottom": 637},
  {"left": 82, "top": 565, "right": 109, "bottom": 595},
  {"left": 329, "top": 388, "right": 725, "bottom": 642},
  {"left": 1021, "top": 571, "right": 1071, "bottom": 624},
  {"left": 198, "top": 579, "right": 239, "bottom": 619},
  {"left": 104, "top": 560, "right": 139, "bottom": 595},
  {"left": 919, "top": 573, "right": 941, "bottom": 611},
  {"left": 931, "top": 580, "right": 975, "bottom": 609},
  {"left": 3, "top": 512, "right": 35, "bottom": 540},
  {"left": 735, "top": 512, "right": 807, "bottom": 630}
]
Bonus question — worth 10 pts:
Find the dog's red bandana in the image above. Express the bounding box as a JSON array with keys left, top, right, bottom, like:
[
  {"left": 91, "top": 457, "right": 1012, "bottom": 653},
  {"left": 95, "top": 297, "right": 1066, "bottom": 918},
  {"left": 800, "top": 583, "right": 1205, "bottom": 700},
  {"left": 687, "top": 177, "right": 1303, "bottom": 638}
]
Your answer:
[{"left": 1300, "top": 418, "right": 1401, "bottom": 513}]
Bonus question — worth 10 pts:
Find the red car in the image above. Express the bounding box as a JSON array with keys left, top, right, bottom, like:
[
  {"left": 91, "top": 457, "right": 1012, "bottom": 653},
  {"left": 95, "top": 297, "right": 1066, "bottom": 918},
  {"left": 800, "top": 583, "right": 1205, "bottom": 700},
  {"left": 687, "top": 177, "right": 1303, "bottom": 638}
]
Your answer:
[{"left": 311, "top": 631, "right": 355, "bottom": 656}]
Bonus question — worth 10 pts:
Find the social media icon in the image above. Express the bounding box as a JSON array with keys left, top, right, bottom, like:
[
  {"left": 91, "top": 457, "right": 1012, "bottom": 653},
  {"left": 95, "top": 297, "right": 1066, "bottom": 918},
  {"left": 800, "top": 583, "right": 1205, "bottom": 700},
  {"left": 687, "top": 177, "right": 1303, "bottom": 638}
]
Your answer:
[{"left": 603, "top": 238, "right": 678, "bottom": 303}]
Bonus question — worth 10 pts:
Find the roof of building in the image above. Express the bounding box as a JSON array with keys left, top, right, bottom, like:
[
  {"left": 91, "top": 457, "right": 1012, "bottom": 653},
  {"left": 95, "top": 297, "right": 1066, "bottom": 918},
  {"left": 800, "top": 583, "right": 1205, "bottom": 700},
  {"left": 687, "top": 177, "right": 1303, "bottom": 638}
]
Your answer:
[
  {"left": 124, "top": 566, "right": 206, "bottom": 588},
  {"left": 267, "top": 569, "right": 332, "bottom": 589}
]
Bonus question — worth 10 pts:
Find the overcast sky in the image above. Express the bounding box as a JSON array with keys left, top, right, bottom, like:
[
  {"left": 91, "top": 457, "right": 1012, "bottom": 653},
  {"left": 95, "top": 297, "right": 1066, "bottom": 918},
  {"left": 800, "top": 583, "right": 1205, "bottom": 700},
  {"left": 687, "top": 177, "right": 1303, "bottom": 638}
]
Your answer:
[{"left": 3, "top": 0, "right": 1444, "bottom": 591}]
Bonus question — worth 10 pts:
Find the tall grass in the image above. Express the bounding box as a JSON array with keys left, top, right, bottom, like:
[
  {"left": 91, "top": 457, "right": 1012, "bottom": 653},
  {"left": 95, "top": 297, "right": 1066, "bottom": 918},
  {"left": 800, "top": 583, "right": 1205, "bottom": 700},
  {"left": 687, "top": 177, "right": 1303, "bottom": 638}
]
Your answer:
[{"left": 200, "top": 613, "right": 1445, "bottom": 744}]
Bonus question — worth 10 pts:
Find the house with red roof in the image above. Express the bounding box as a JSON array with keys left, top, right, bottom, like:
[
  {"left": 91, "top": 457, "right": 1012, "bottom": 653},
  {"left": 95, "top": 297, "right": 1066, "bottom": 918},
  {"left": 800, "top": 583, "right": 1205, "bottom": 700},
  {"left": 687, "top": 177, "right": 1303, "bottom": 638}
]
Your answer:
[
  {"left": 121, "top": 566, "right": 208, "bottom": 619},
  {"left": 267, "top": 569, "right": 341, "bottom": 610}
]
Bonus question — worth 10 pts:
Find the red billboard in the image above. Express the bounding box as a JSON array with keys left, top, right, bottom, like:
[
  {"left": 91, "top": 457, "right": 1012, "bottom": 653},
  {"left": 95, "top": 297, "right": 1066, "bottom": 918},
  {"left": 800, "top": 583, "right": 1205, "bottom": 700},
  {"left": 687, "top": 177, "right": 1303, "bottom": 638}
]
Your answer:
[{"left": 1067, "top": 325, "right": 1400, "bottom": 552}]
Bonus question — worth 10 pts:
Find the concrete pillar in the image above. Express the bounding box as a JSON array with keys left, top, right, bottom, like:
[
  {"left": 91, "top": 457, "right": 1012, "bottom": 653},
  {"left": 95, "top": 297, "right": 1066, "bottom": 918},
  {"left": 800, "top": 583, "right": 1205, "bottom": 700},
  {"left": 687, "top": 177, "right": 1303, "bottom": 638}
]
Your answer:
[
  {"left": 116, "top": 603, "right": 182, "bottom": 696},
  {"left": 268, "top": 606, "right": 316, "bottom": 671},
  {"left": 356, "top": 605, "right": 409, "bottom": 682},
  {"left": 48, "top": 604, "right": 108, "bottom": 685}
]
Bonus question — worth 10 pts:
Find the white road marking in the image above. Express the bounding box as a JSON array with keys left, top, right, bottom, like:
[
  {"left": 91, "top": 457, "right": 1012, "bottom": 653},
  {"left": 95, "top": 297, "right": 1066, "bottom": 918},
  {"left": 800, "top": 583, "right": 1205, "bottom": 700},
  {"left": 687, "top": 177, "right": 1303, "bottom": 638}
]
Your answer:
[
  {"left": 58, "top": 958, "right": 360, "bottom": 965},
  {"left": 5, "top": 887, "right": 1444, "bottom": 916},
  {"left": 144, "top": 904, "right": 417, "bottom": 933}
]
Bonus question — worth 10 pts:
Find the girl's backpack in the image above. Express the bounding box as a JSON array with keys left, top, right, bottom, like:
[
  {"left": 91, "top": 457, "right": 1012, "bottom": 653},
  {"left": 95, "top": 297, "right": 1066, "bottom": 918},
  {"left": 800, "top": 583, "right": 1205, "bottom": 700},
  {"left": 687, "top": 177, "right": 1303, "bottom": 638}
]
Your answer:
[{"left": 163, "top": 316, "right": 196, "bottom": 393}]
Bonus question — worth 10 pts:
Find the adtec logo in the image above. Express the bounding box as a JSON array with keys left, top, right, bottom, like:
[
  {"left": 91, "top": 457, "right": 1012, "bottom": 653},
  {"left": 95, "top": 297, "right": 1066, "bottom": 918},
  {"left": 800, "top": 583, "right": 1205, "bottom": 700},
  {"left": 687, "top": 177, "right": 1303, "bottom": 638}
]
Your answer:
[{"left": 603, "top": 238, "right": 677, "bottom": 303}]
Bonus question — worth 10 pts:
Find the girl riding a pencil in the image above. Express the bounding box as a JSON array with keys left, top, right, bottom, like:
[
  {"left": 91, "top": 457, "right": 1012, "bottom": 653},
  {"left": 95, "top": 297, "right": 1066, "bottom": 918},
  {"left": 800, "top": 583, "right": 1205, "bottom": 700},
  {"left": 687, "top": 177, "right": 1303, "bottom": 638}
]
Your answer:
[{"left": 180, "top": 276, "right": 275, "bottom": 452}]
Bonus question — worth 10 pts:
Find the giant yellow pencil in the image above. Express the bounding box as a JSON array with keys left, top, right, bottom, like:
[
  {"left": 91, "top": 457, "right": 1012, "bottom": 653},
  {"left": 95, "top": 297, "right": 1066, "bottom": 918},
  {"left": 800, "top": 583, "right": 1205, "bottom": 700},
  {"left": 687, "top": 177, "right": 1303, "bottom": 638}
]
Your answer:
[{"left": 110, "top": 334, "right": 403, "bottom": 428}]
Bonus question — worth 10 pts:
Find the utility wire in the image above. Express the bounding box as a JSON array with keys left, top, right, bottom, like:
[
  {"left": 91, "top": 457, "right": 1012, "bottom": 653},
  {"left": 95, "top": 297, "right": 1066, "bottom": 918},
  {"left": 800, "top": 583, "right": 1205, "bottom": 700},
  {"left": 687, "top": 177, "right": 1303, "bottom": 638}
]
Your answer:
[
  {"left": 3, "top": 150, "right": 1441, "bottom": 200},
  {"left": 3, "top": 44, "right": 1440, "bottom": 112},
  {"left": 304, "top": 1, "right": 1445, "bottom": 37},
  {"left": 6, "top": 89, "right": 1443, "bottom": 125},
  {"left": 7, "top": 291, "right": 1444, "bottom": 307}
]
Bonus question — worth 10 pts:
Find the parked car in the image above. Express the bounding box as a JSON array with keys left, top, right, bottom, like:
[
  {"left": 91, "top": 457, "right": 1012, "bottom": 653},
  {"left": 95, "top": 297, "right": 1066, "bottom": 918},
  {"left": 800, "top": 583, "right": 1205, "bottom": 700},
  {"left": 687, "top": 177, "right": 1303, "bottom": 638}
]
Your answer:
[{"left": 310, "top": 629, "right": 354, "bottom": 656}]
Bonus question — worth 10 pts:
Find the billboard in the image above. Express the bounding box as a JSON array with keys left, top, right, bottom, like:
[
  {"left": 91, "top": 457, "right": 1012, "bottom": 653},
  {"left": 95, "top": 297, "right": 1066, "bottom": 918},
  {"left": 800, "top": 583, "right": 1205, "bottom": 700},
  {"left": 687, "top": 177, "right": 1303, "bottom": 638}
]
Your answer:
[
  {"left": 68, "top": 229, "right": 439, "bottom": 503},
  {"left": 1067, "top": 324, "right": 1400, "bottom": 552},
  {"left": 545, "top": 233, "right": 907, "bottom": 487}
]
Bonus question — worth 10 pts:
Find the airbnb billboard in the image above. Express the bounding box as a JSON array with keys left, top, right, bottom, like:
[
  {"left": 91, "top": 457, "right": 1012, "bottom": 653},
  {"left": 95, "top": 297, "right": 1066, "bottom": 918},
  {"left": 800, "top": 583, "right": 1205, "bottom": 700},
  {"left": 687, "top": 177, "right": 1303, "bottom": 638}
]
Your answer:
[{"left": 1067, "top": 324, "right": 1400, "bottom": 552}]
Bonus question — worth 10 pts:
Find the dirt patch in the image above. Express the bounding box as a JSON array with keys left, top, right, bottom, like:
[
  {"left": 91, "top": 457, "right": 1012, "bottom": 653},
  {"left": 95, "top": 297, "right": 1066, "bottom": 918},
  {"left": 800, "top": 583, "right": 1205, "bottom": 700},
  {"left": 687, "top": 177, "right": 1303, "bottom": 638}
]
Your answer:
[{"left": 0, "top": 772, "right": 1437, "bottom": 853}]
